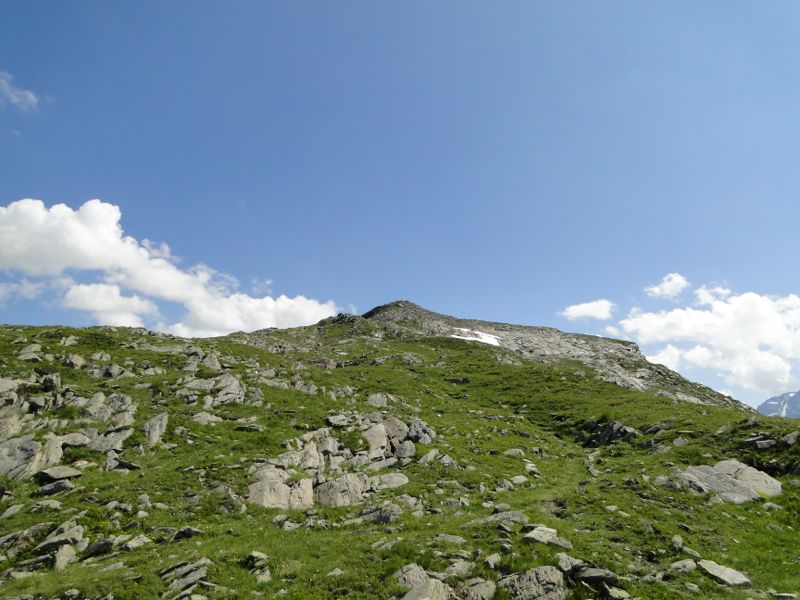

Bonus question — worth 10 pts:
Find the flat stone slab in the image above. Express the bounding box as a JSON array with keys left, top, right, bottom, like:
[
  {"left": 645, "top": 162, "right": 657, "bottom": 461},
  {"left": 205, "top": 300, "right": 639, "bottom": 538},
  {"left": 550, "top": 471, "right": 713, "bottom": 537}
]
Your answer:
[
  {"left": 467, "top": 511, "right": 530, "bottom": 527},
  {"left": 522, "top": 526, "right": 572, "bottom": 549},
  {"left": 35, "top": 466, "right": 82, "bottom": 484},
  {"left": 714, "top": 459, "right": 781, "bottom": 497},
  {"left": 698, "top": 559, "right": 750, "bottom": 587}
]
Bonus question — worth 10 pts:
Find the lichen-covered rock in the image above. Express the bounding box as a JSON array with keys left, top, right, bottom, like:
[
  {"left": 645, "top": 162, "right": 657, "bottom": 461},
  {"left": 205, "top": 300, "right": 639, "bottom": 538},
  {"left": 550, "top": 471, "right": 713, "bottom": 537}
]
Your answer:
[
  {"left": 395, "top": 563, "right": 429, "bottom": 588},
  {"left": 0, "top": 521, "right": 55, "bottom": 559},
  {"left": 314, "top": 473, "right": 365, "bottom": 507},
  {"left": 34, "top": 465, "right": 82, "bottom": 484},
  {"left": 467, "top": 511, "right": 530, "bottom": 527},
  {"left": 383, "top": 416, "right": 410, "bottom": 441},
  {"left": 522, "top": 526, "right": 572, "bottom": 549},
  {"left": 63, "top": 354, "right": 85, "bottom": 369},
  {"left": 584, "top": 420, "right": 639, "bottom": 447},
  {"left": 407, "top": 419, "right": 436, "bottom": 444},
  {"left": 192, "top": 411, "right": 222, "bottom": 425},
  {"left": 359, "top": 502, "right": 403, "bottom": 524},
  {"left": 0, "top": 378, "right": 19, "bottom": 395},
  {"left": 0, "top": 435, "right": 63, "bottom": 480},
  {"left": 366, "top": 392, "right": 393, "bottom": 407},
  {"left": 160, "top": 557, "right": 212, "bottom": 592},
  {"left": 460, "top": 578, "right": 497, "bottom": 600},
  {"left": 88, "top": 428, "right": 133, "bottom": 452},
  {"left": 212, "top": 373, "right": 245, "bottom": 405},
  {"left": 143, "top": 412, "right": 169, "bottom": 447},
  {"left": 677, "top": 459, "right": 781, "bottom": 503},
  {"left": 500, "top": 566, "right": 566, "bottom": 600},
  {"left": 58, "top": 432, "right": 91, "bottom": 447},
  {"left": 698, "top": 559, "right": 750, "bottom": 587},
  {"left": 33, "top": 523, "right": 84, "bottom": 554},
  {"left": 402, "top": 578, "right": 451, "bottom": 600},
  {"left": 248, "top": 469, "right": 313, "bottom": 510},
  {"left": 363, "top": 423, "right": 389, "bottom": 460},
  {"left": 373, "top": 472, "right": 409, "bottom": 490}
]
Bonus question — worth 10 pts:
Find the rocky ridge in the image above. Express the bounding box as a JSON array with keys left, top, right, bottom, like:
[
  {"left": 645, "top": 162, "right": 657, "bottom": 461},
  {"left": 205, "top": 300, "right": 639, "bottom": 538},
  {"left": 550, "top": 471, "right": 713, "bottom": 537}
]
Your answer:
[{"left": 355, "top": 301, "right": 743, "bottom": 409}]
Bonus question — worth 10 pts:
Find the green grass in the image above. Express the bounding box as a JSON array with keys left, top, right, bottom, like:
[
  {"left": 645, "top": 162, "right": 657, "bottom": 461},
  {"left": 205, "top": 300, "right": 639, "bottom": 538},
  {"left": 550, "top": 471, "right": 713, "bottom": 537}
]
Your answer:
[{"left": 0, "top": 323, "right": 798, "bottom": 599}]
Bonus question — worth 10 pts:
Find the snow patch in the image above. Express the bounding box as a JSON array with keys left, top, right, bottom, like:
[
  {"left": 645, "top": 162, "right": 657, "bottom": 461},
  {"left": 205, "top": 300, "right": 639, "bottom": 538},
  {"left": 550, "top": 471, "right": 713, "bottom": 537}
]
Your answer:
[{"left": 451, "top": 328, "right": 501, "bottom": 347}]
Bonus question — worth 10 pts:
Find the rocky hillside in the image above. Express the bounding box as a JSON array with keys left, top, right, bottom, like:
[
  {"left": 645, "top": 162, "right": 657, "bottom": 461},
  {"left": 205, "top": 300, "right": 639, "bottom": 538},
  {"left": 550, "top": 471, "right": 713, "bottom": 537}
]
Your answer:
[
  {"left": 357, "top": 301, "right": 746, "bottom": 410},
  {"left": 0, "top": 302, "right": 798, "bottom": 600},
  {"left": 758, "top": 391, "right": 800, "bottom": 419}
]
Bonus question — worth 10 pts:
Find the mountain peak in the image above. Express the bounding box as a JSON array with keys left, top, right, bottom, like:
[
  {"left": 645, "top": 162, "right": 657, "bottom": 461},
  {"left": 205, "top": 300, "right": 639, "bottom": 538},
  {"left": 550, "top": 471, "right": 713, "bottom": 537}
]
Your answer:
[
  {"left": 361, "top": 300, "right": 432, "bottom": 321},
  {"left": 758, "top": 390, "right": 800, "bottom": 418}
]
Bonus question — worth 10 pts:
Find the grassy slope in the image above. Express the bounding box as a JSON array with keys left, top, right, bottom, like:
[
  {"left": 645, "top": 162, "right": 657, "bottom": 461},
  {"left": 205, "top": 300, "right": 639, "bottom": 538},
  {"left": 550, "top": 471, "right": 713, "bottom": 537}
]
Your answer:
[{"left": 0, "top": 321, "right": 798, "bottom": 599}]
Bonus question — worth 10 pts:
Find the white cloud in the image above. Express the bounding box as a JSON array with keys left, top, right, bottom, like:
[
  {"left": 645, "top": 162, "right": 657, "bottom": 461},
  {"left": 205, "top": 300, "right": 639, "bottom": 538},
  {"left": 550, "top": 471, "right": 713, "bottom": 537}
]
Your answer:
[
  {"left": 250, "top": 277, "right": 273, "bottom": 295},
  {"left": 0, "top": 72, "right": 39, "bottom": 112},
  {"left": 0, "top": 199, "right": 339, "bottom": 336},
  {"left": 0, "top": 276, "right": 72, "bottom": 304},
  {"left": 695, "top": 285, "right": 731, "bottom": 305},
  {"left": 166, "top": 293, "right": 340, "bottom": 338},
  {"left": 644, "top": 272, "right": 690, "bottom": 299},
  {"left": 621, "top": 290, "right": 800, "bottom": 395},
  {"left": 604, "top": 325, "right": 622, "bottom": 337},
  {"left": 682, "top": 344, "right": 716, "bottom": 367},
  {"left": 0, "top": 279, "right": 45, "bottom": 302},
  {"left": 62, "top": 283, "right": 159, "bottom": 328},
  {"left": 647, "top": 344, "right": 682, "bottom": 371},
  {"left": 560, "top": 299, "right": 615, "bottom": 321}
]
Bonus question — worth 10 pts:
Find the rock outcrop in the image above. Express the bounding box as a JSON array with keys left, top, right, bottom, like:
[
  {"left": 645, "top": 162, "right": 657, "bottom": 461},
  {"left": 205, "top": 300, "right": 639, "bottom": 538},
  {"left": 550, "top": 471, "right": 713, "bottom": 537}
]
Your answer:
[
  {"left": 499, "top": 566, "right": 566, "bottom": 600},
  {"left": 0, "top": 435, "right": 63, "bottom": 480},
  {"left": 676, "top": 459, "right": 781, "bottom": 503}
]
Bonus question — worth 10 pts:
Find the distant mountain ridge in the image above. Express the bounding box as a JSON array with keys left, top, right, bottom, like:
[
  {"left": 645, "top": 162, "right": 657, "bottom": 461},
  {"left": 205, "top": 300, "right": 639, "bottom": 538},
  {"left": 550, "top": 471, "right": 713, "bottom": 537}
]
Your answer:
[{"left": 758, "top": 390, "right": 800, "bottom": 418}]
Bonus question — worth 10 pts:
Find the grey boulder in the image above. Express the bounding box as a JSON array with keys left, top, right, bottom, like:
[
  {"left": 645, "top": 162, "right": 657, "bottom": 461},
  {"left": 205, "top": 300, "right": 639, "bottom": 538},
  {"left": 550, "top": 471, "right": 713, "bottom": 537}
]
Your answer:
[
  {"left": 402, "top": 578, "right": 451, "bottom": 600},
  {"left": 143, "top": 412, "right": 169, "bottom": 447},
  {"left": 677, "top": 459, "right": 781, "bottom": 503},
  {"left": 522, "top": 526, "right": 572, "bottom": 549},
  {"left": 0, "top": 435, "right": 63, "bottom": 480},
  {"left": 395, "top": 563, "right": 429, "bottom": 588},
  {"left": 500, "top": 566, "right": 566, "bottom": 600},
  {"left": 314, "top": 473, "right": 365, "bottom": 507},
  {"left": 88, "top": 428, "right": 133, "bottom": 453},
  {"left": 161, "top": 557, "right": 212, "bottom": 592},
  {"left": 698, "top": 559, "right": 750, "bottom": 587},
  {"left": 247, "top": 470, "right": 313, "bottom": 510},
  {"left": 460, "top": 578, "right": 497, "bottom": 600}
]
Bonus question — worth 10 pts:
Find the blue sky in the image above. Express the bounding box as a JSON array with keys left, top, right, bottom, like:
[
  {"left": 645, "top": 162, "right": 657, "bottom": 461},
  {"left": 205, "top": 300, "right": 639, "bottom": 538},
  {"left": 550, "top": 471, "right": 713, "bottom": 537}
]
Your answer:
[{"left": 3, "top": 2, "right": 800, "bottom": 405}]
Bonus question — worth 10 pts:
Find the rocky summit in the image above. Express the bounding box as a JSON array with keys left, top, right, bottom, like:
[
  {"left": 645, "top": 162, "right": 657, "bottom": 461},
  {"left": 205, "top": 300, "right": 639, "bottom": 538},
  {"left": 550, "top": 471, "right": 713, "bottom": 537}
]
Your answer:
[{"left": 0, "top": 301, "right": 798, "bottom": 600}]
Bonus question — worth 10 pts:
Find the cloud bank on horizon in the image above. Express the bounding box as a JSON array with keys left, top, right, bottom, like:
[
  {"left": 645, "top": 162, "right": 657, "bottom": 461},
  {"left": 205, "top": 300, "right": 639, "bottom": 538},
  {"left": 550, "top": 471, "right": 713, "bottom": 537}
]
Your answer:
[
  {"left": 561, "top": 273, "right": 800, "bottom": 399},
  {"left": 0, "top": 199, "right": 339, "bottom": 336}
]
